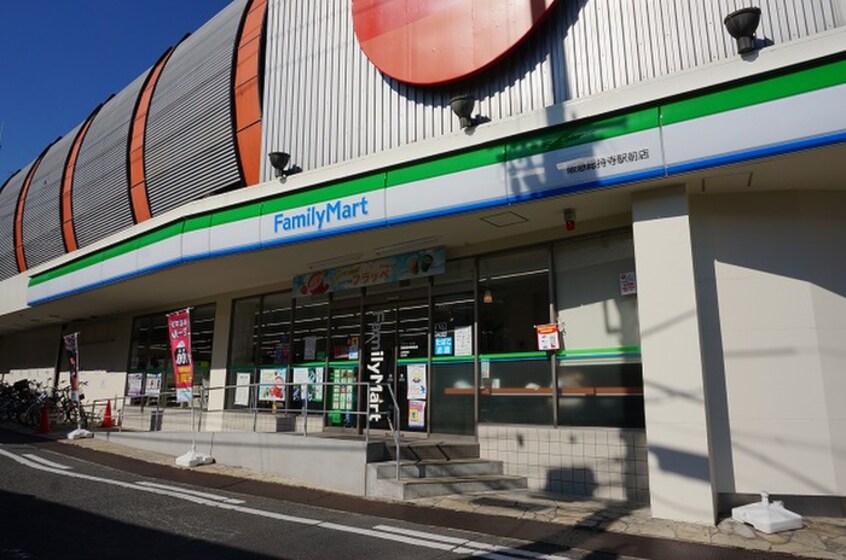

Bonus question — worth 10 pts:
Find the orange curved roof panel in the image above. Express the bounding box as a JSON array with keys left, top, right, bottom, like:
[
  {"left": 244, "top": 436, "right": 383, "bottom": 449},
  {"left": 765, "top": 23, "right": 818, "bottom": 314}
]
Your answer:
[
  {"left": 61, "top": 106, "right": 100, "bottom": 253},
  {"left": 129, "top": 47, "right": 175, "bottom": 224},
  {"left": 13, "top": 152, "right": 48, "bottom": 272},
  {"left": 234, "top": 0, "right": 267, "bottom": 187}
]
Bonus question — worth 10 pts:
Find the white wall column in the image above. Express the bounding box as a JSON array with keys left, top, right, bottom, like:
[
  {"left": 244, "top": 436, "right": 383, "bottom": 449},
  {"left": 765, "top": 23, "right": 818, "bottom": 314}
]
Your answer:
[
  {"left": 632, "top": 185, "right": 716, "bottom": 524},
  {"left": 207, "top": 295, "right": 232, "bottom": 414}
]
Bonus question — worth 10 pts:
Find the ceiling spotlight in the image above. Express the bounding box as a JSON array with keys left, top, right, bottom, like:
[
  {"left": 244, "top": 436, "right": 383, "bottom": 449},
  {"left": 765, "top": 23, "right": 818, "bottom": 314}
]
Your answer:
[
  {"left": 268, "top": 151, "right": 299, "bottom": 180},
  {"left": 724, "top": 7, "right": 762, "bottom": 55},
  {"left": 450, "top": 94, "right": 477, "bottom": 129}
]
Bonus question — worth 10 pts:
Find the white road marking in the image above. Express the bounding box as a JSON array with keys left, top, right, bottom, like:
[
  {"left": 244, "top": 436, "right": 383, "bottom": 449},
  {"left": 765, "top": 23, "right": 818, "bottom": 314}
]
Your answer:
[
  {"left": 22, "top": 453, "right": 72, "bottom": 470},
  {"left": 373, "top": 525, "right": 574, "bottom": 559},
  {"left": 135, "top": 481, "right": 245, "bottom": 504},
  {"left": 0, "top": 448, "right": 573, "bottom": 559}
]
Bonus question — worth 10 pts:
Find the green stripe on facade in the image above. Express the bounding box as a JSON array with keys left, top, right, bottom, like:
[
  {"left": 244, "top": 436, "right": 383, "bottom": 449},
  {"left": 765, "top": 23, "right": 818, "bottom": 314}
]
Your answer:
[
  {"left": 481, "top": 351, "right": 549, "bottom": 361},
  {"left": 556, "top": 346, "right": 641, "bottom": 357},
  {"left": 262, "top": 174, "right": 386, "bottom": 214},
  {"left": 386, "top": 145, "right": 504, "bottom": 187},
  {"left": 661, "top": 58, "right": 846, "bottom": 125},
  {"left": 505, "top": 108, "right": 659, "bottom": 161},
  {"left": 184, "top": 214, "right": 212, "bottom": 233},
  {"left": 432, "top": 356, "right": 475, "bottom": 363},
  {"left": 211, "top": 201, "right": 264, "bottom": 228}
]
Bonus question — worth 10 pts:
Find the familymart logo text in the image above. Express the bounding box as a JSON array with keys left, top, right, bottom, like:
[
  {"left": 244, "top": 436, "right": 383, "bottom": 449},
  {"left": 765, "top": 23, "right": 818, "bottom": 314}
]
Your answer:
[{"left": 273, "top": 196, "right": 370, "bottom": 234}]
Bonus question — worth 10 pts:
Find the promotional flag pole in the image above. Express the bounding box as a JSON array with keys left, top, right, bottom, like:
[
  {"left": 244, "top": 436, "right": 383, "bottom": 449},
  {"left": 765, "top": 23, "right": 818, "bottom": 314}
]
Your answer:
[
  {"left": 66, "top": 332, "right": 93, "bottom": 440},
  {"left": 168, "top": 308, "right": 214, "bottom": 467}
]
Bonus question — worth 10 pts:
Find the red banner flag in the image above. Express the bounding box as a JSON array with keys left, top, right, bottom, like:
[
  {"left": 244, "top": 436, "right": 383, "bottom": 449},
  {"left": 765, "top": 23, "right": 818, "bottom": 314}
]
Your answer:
[{"left": 167, "top": 309, "right": 193, "bottom": 404}]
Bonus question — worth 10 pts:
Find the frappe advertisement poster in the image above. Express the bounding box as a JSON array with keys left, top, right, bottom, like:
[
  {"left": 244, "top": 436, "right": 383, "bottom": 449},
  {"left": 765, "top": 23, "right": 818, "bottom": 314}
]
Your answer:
[{"left": 294, "top": 247, "right": 445, "bottom": 296}]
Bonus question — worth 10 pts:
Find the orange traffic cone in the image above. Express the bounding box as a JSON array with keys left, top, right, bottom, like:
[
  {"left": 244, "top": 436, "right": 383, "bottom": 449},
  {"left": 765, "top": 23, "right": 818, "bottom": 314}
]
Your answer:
[
  {"left": 102, "top": 400, "right": 113, "bottom": 428},
  {"left": 38, "top": 404, "right": 50, "bottom": 434}
]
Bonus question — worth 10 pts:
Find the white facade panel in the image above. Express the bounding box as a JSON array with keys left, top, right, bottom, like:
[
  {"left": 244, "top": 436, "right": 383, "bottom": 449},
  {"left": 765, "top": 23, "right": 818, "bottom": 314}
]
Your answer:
[
  {"left": 209, "top": 219, "right": 261, "bottom": 256},
  {"left": 664, "top": 83, "right": 846, "bottom": 172},
  {"left": 100, "top": 251, "right": 140, "bottom": 287},
  {"left": 136, "top": 236, "right": 183, "bottom": 274},
  {"left": 182, "top": 228, "right": 211, "bottom": 261},
  {"left": 385, "top": 165, "right": 507, "bottom": 225}
]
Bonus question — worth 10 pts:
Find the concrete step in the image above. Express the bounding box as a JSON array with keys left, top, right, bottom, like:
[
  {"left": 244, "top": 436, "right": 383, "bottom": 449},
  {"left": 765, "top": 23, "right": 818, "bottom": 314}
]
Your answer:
[
  {"left": 373, "top": 458, "right": 503, "bottom": 480},
  {"left": 368, "top": 473, "right": 528, "bottom": 500},
  {"left": 380, "top": 441, "right": 480, "bottom": 462}
]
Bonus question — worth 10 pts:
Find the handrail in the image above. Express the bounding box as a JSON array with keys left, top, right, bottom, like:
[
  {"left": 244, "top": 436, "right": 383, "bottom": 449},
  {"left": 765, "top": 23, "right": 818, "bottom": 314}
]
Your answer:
[{"left": 383, "top": 382, "right": 402, "bottom": 481}]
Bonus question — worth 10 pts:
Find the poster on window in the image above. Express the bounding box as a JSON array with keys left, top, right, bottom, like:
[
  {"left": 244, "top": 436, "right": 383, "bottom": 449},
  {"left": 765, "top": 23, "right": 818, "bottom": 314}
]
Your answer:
[
  {"left": 234, "top": 372, "right": 251, "bottom": 406},
  {"left": 535, "top": 323, "right": 561, "bottom": 351},
  {"left": 127, "top": 373, "right": 143, "bottom": 397},
  {"left": 259, "top": 368, "right": 287, "bottom": 402},
  {"left": 304, "top": 336, "right": 317, "bottom": 360},
  {"left": 292, "top": 367, "right": 324, "bottom": 402},
  {"left": 454, "top": 326, "right": 473, "bottom": 356},
  {"left": 407, "top": 364, "right": 427, "bottom": 400},
  {"left": 619, "top": 271, "right": 637, "bottom": 295},
  {"left": 167, "top": 308, "right": 193, "bottom": 403},
  {"left": 145, "top": 373, "right": 162, "bottom": 396},
  {"left": 408, "top": 400, "right": 426, "bottom": 428}
]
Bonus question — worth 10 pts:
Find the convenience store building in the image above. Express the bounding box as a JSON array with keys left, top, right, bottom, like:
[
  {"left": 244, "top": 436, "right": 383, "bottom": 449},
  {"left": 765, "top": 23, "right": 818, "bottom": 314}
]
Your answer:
[{"left": 1, "top": 0, "right": 845, "bottom": 524}]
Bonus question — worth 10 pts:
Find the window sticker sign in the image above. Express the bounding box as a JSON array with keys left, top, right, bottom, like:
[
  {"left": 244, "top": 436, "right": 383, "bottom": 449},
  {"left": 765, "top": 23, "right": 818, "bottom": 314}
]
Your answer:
[
  {"left": 408, "top": 400, "right": 426, "bottom": 429},
  {"left": 127, "top": 373, "right": 143, "bottom": 397},
  {"left": 619, "top": 271, "right": 637, "bottom": 295},
  {"left": 536, "top": 323, "right": 561, "bottom": 351},
  {"left": 407, "top": 364, "right": 427, "bottom": 400}
]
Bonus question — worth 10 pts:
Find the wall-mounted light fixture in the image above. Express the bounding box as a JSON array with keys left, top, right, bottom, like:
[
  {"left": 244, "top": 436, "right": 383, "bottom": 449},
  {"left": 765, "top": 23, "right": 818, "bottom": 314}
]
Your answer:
[
  {"left": 483, "top": 288, "right": 494, "bottom": 304},
  {"left": 450, "top": 94, "right": 478, "bottom": 129},
  {"left": 724, "top": 7, "right": 762, "bottom": 55},
  {"left": 268, "top": 151, "right": 300, "bottom": 180}
]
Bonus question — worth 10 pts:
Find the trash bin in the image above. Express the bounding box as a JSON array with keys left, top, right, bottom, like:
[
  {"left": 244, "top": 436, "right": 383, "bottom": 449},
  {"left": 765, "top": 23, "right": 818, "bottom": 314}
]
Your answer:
[{"left": 150, "top": 410, "right": 163, "bottom": 431}]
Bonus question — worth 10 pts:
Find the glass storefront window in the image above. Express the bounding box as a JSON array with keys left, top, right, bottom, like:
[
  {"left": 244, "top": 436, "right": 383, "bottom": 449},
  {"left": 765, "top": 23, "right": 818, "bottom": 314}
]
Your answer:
[
  {"left": 293, "top": 296, "right": 329, "bottom": 363},
  {"left": 557, "top": 362, "right": 645, "bottom": 427},
  {"left": 478, "top": 248, "right": 553, "bottom": 425},
  {"left": 259, "top": 292, "right": 291, "bottom": 366},
  {"left": 127, "top": 303, "right": 215, "bottom": 406},
  {"left": 431, "top": 292, "right": 475, "bottom": 435},
  {"left": 554, "top": 231, "right": 643, "bottom": 428}
]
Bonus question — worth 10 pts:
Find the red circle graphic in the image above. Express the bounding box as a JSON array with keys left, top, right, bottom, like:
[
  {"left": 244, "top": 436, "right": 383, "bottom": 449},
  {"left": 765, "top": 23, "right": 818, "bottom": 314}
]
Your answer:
[{"left": 352, "top": 0, "right": 559, "bottom": 86}]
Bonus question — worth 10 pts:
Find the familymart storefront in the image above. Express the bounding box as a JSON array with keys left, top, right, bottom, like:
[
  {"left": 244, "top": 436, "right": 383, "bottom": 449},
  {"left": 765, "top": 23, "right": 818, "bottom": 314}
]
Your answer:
[{"left": 223, "top": 226, "right": 645, "bottom": 499}]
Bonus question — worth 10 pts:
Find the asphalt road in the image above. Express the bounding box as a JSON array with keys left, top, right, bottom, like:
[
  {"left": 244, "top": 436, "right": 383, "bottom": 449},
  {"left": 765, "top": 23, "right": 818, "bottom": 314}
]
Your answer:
[
  {"left": 0, "top": 431, "right": 626, "bottom": 560},
  {"left": 0, "top": 429, "right": 798, "bottom": 560}
]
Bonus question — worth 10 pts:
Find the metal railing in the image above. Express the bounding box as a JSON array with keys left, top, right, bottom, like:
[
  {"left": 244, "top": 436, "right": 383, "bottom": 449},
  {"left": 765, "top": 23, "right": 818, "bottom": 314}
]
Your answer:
[{"left": 86, "top": 380, "right": 405, "bottom": 480}]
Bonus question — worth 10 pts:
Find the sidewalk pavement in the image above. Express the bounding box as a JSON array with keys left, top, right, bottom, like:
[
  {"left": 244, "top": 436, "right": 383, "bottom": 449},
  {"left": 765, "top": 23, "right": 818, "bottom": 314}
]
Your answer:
[{"left": 49, "top": 435, "right": 845, "bottom": 560}]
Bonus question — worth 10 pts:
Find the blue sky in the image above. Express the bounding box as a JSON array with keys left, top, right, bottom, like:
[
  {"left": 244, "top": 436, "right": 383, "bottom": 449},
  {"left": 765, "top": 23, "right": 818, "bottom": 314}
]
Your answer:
[{"left": 0, "top": 0, "right": 233, "bottom": 180}]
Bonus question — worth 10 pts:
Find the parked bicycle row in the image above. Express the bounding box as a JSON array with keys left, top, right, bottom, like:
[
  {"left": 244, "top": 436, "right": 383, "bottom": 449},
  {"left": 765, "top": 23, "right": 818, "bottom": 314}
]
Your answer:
[{"left": 0, "top": 379, "right": 88, "bottom": 429}]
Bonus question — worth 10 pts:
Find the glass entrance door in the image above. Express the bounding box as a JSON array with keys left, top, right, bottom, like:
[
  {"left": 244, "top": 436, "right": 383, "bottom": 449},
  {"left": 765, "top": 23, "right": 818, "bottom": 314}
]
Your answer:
[
  {"left": 363, "top": 294, "right": 429, "bottom": 433},
  {"left": 363, "top": 303, "right": 397, "bottom": 431}
]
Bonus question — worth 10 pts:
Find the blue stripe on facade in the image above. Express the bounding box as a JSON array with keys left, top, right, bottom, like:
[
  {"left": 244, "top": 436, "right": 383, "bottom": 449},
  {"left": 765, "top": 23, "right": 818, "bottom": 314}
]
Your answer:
[{"left": 666, "top": 131, "right": 846, "bottom": 176}]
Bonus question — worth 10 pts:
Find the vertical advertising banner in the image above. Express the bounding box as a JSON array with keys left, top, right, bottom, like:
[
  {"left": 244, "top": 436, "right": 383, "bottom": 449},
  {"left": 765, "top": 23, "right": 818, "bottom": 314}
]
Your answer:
[
  {"left": 63, "top": 332, "right": 80, "bottom": 403},
  {"left": 167, "top": 309, "right": 193, "bottom": 404}
]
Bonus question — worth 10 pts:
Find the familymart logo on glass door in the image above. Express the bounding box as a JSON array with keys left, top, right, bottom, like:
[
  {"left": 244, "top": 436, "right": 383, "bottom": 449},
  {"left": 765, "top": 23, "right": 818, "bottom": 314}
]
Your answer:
[
  {"left": 262, "top": 193, "right": 386, "bottom": 243},
  {"left": 366, "top": 311, "right": 392, "bottom": 427}
]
